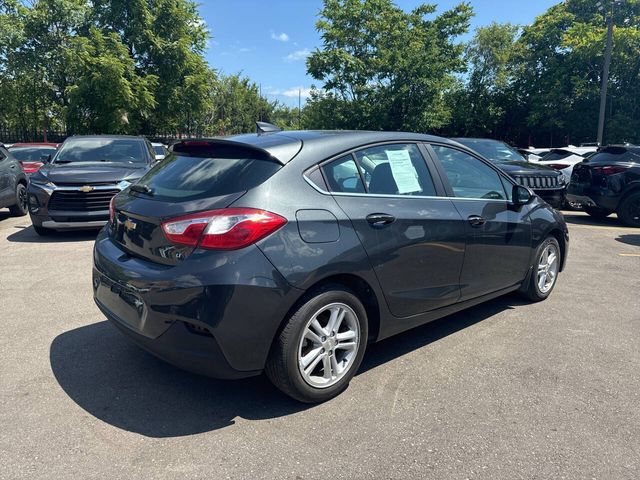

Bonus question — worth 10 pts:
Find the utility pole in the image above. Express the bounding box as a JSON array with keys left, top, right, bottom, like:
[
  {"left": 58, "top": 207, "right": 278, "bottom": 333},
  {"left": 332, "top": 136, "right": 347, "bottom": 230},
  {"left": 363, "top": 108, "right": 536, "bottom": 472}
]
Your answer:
[
  {"left": 596, "top": 0, "right": 624, "bottom": 146},
  {"left": 298, "top": 89, "right": 302, "bottom": 130}
]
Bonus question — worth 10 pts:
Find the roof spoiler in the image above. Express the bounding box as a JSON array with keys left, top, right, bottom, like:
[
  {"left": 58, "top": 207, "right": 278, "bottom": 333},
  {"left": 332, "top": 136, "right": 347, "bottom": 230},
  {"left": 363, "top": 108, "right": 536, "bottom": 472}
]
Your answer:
[
  {"left": 256, "top": 121, "right": 281, "bottom": 135},
  {"left": 171, "top": 138, "right": 285, "bottom": 165}
]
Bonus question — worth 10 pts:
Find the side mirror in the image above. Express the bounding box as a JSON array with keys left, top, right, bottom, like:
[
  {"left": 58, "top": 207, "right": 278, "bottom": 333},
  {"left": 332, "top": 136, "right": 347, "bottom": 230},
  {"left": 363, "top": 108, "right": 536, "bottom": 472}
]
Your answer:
[{"left": 513, "top": 184, "right": 533, "bottom": 205}]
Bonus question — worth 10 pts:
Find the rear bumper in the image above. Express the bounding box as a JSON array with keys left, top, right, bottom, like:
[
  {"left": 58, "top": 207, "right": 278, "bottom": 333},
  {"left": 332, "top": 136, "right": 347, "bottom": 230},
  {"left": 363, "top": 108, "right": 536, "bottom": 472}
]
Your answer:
[
  {"left": 92, "top": 230, "right": 303, "bottom": 377},
  {"left": 566, "top": 186, "right": 619, "bottom": 212},
  {"left": 96, "top": 298, "right": 256, "bottom": 379}
]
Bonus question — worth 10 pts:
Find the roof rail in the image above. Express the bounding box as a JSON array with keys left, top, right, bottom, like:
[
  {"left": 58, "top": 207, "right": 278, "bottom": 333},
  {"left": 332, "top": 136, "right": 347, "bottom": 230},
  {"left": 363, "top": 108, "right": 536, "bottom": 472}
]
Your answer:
[{"left": 256, "top": 121, "right": 281, "bottom": 135}]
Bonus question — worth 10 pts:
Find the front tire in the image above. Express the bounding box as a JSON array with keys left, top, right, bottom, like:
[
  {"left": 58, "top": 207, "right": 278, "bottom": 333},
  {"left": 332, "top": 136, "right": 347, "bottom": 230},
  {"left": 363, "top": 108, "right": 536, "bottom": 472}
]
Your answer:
[
  {"left": 520, "top": 237, "right": 561, "bottom": 302},
  {"left": 8, "top": 183, "right": 28, "bottom": 217},
  {"left": 266, "top": 285, "right": 368, "bottom": 403},
  {"left": 617, "top": 192, "right": 640, "bottom": 228}
]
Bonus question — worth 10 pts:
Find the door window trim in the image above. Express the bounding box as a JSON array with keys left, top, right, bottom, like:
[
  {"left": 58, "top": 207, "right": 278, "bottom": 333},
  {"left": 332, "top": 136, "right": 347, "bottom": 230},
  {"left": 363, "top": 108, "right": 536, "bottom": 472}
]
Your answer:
[{"left": 305, "top": 140, "right": 448, "bottom": 199}]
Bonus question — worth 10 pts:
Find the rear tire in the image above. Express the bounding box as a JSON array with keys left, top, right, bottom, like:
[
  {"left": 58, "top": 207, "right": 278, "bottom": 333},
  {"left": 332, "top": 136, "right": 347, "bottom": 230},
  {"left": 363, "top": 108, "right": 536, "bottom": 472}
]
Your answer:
[
  {"left": 617, "top": 192, "right": 640, "bottom": 228},
  {"left": 584, "top": 207, "right": 612, "bottom": 221},
  {"left": 266, "top": 284, "right": 368, "bottom": 403},
  {"left": 520, "top": 237, "right": 561, "bottom": 302},
  {"left": 33, "top": 225, "right": 52, "bottom": 236},
  {"left": 8, "top": 183, "right": 28, "bottom": 217}
]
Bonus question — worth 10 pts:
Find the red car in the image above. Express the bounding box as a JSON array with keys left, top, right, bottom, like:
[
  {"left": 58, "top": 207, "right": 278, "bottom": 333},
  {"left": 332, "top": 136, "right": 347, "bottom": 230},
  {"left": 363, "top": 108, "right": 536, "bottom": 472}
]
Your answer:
[{"left": 8, "top": 143, "right": 59, "bottom": 175}]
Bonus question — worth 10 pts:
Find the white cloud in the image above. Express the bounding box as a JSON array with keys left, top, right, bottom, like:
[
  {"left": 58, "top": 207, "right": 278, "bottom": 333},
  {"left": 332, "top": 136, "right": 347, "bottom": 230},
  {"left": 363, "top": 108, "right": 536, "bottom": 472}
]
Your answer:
[
  {"left": 271, "top": 32, "right": 289, "bottom": 42},
  {"left": 284, "top": 48, "right": 311, "bottom": 63},
  {"left": 282, "top": 87, "right": 312, "bottom": 98}
]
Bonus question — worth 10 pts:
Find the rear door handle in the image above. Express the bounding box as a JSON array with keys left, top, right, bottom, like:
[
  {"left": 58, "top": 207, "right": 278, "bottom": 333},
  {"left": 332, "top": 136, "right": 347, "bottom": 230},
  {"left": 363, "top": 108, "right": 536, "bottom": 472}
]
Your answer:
[
  {"left": 468, "top": 215, "right": 486, "bottom": 227},
  {"left": 366, "top": 213, "right": 396, "bottom": 228}
]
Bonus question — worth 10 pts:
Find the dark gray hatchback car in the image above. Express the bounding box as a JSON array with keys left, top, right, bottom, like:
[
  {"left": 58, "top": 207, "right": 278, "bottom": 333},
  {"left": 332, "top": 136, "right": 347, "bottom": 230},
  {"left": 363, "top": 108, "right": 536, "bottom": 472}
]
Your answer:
[{"left": 93, "top": 129, "right": 569, "bottom": 402}]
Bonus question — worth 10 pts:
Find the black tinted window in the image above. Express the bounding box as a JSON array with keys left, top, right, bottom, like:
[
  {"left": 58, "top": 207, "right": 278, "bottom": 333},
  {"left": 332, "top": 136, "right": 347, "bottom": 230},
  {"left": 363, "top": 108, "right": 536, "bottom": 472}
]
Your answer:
[
  {"left": 432, "top": 145, "right": 507, "bottom": 200},
  {"left": 454, "top": 139, "right": 525, "bottom": 162},
  {"left": 542, "top": 151, "right": 573, "bottom": 161},
  {"left": 136, "top": 149, "right": 282, "bottom": 201},
  {"left": 590, "top": 149, "right": 640, "bottom": 164}
]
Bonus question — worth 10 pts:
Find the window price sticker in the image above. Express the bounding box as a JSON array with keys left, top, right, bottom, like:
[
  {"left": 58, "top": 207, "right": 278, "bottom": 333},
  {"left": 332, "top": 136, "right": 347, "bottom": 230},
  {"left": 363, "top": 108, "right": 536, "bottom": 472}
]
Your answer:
[{"left": 386, "top": 150, "right": 421, "bottom": 194}]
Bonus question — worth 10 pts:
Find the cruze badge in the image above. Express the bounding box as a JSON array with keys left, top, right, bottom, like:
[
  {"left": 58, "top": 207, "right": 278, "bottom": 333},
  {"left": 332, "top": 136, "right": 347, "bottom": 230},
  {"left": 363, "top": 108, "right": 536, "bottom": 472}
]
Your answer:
[
  {"left": 123, "top": 218, "right": 137, "bottom": 232},
  {"left": 79, "top": 185, "right": 94, "bottom": 193}
]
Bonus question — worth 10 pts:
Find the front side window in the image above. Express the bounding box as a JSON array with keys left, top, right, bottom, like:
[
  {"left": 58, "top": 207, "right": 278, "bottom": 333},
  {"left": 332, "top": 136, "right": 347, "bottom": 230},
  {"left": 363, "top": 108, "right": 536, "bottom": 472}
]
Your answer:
[{"left": 432, "top": 145, "right": 508, "bottom": 200}]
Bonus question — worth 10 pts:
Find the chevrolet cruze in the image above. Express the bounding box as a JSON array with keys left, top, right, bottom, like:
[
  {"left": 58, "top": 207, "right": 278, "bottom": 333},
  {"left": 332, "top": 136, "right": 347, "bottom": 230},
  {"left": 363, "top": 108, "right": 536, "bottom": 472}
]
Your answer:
[{"left": 93, "top": 128, "right": 569, "bottom": 403}]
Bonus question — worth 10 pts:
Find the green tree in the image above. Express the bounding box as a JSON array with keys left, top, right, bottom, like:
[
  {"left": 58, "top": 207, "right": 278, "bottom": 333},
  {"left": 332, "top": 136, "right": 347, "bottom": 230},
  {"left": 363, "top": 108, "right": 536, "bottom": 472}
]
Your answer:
[
  {"left": 449, "top": 23, "right": 521, "bottom": 138},
  {"left": 306, "top": 0, "right": 472, "bottom": 131},
  {"left": 516, "top": 0, "right": 640, "bottom": 145}
]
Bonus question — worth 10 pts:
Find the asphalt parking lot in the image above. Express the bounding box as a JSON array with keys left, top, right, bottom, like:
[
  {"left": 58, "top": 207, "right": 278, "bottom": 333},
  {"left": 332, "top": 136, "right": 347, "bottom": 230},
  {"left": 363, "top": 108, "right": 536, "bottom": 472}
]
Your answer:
[{"left": 1, "top": 211, "right": 639, "bottom": 479}]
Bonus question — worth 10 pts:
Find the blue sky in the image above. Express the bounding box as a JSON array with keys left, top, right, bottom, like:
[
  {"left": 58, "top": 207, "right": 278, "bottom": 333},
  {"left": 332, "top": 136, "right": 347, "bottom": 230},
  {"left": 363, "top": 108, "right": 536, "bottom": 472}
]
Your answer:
[{"left": 199, "top": 0, "right": 559, "bottom": 106}]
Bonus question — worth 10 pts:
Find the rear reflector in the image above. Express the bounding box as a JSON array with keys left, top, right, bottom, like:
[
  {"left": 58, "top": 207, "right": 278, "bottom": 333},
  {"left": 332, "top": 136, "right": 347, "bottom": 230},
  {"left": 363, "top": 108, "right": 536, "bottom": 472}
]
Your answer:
[
  {"left": 109, "top": 196, "right": 116, "bottom": 223},
  {"left": 161, "top": 208, "right": 286, "bottom": 250}
]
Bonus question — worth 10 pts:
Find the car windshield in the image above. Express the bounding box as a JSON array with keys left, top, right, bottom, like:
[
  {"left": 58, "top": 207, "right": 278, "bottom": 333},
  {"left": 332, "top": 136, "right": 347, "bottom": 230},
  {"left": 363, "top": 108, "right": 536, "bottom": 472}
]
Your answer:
[
  {"left": 9, "top": 147, "right": 57, "bottom": 162},
  {"left": 153, "top": 145, "right": 166, "bottom": 155},
  {"left": 541, "top": 150, "right": 575, "bottom": 161},
  {"left": 53, "top": 138, "right": 147, "bottom": 164},
  {"left": 455, "top": 139, "right": 525, "bottom": 163}
]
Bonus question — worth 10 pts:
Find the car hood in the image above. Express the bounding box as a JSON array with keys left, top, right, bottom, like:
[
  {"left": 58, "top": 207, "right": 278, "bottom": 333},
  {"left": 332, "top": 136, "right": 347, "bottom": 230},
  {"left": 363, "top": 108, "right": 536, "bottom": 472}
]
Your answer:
[
  {"left": 496, "top": 160, "right": 560, "bottom": 176},
  {"left": 40, "top": 162, "right": 149, "bottom": 184}
]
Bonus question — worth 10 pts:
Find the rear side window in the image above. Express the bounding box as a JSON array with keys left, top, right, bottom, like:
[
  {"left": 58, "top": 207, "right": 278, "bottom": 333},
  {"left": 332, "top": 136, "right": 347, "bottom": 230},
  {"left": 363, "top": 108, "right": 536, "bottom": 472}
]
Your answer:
[
  {"left": 136, "top": 144, "right": 282, "bottom": 201},
  {"left": 322, "top": 143, "right": 436, "bottom": 197}
]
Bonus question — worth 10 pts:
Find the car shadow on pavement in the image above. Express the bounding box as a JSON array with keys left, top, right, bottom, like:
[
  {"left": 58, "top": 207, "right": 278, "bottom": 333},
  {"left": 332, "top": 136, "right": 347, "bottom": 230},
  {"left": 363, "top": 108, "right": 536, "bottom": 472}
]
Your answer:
[
  {"left": 50, "top": 294, "right": 526, "bottom": 438},
  {"left": 0, "top": 211, "right": 13, "bottom": 222},
  {"left": 7, "top": 225, "right": 99, "bottom": 243},
  {"left": 560, "top": 211, "right": 621, "bottom": 228},
  {"left": 615, "top": 234, "right": 640, "bottom": 247}
]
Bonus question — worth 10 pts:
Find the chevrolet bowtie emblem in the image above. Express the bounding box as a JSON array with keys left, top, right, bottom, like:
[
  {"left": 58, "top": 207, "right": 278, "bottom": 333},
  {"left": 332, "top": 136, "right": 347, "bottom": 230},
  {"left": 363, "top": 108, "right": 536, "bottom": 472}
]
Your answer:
[
  {"left": 79, "top": 185, "right": 94, "bottom": 193},
  {"left": 123, "top": 218, "right": 137, "bottom": 232}
]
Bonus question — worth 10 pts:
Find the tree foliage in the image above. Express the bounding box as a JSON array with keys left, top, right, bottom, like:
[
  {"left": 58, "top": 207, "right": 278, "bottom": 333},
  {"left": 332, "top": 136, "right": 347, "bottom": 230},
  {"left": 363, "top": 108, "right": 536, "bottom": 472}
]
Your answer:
[{"left": 306, "top": 0, "right": 472, "bottom": 131}]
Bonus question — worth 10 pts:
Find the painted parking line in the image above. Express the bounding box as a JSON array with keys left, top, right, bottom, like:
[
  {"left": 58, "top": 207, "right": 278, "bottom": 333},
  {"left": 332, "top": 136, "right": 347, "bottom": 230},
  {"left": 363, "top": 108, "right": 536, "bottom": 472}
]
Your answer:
[
  {"left": 619, "top": 253, "right": 640, "bottom": 257},
  {"left": 568, "top": 224, "right": 639, "bottom": 233}
]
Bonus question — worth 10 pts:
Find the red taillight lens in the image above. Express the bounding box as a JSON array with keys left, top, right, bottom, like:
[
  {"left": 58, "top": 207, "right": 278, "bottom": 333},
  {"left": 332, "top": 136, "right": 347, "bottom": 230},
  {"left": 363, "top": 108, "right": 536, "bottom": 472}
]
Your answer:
[
  {"left": 592, "top": 166, "right": 626, "bottom": 175},
  {"left": 161, "top": 208, "right": 287, "bottom": 250},
  {"left": 109, "top": 196, "right": 116, "bottom": 223},
  {"left": 546, "top": 163, "right": 569, "bottom": 170},
  {"left": 20, "top": 161, "right": 43, "bottom": 174}
]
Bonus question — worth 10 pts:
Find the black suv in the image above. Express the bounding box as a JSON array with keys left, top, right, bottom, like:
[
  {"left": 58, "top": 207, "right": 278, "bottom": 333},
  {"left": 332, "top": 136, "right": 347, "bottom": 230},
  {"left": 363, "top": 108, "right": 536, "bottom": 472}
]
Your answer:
[
  {"left": 27, "top": 135, "right": 155, "bottom": 235},
  {"left": 567, "top": 145, "right": 640, "bottom": 227},
  {"left": 94, "top": 129, "right": 569, "bottom": 403},
  {"left": 452, "top": 138, "right": 567, "bottom": 209},
  {"left": 0, "top": 144, "right": 28, "bottom": 217}
]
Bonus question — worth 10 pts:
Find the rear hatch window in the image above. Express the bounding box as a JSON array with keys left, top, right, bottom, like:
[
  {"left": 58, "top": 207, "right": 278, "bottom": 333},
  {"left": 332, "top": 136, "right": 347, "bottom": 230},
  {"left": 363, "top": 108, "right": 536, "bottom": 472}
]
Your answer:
[
  {"left": 110, "top": 142, "right": 282, "bottom": 265},
  {"left": 134, "top": 142, "right": 282, "bottom": 202}
]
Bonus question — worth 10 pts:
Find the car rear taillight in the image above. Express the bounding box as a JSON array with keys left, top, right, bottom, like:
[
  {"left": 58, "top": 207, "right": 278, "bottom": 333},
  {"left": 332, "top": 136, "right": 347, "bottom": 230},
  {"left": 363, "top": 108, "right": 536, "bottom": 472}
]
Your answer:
[
  {"left": 109, "top": 196, "right": 116, "bottom": 223},
  {"left": 592, "top": 166, "right": 626, "bottom": 175},
  {"left": 20, "top": 161, "right": 43, "bottom": 174},
  {"left": 546, "top": 164, "right": 569, "bottom": 170},
  {"left": 161, "top": 208, "right": 287, "bottom": 250}
]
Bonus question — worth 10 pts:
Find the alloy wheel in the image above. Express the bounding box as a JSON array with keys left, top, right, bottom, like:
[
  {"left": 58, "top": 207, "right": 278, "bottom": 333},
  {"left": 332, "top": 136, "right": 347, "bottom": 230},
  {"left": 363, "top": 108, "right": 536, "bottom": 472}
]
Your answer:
[
  {"left": 537, "top": 243, "right": 559, "bottom": 294},
  {"left": 297, "top": 302, "right": 360, "bottom": 389}
]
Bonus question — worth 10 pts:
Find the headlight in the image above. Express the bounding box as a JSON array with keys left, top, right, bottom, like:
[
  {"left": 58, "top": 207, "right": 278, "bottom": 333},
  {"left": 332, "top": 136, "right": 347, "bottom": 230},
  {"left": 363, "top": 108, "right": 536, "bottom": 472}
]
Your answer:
[{"left": 29, "top": 176, "right": 55, "bottom": 189}]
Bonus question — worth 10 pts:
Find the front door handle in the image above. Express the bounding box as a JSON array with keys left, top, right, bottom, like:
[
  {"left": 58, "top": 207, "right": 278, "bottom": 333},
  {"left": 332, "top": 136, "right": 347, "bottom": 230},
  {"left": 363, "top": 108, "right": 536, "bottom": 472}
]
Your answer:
[
  {"left": 366, "top": 213, "right": 396, "bottom": 228},
  {"left": 468, "top": 215, "right": 486, "bottom": 227}
]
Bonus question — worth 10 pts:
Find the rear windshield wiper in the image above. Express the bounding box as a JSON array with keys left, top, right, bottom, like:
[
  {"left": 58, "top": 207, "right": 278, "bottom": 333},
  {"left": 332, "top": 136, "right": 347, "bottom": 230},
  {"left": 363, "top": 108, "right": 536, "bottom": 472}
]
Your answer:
[{"left": 129, "top": 184, "right": 154, "bottom": 196}]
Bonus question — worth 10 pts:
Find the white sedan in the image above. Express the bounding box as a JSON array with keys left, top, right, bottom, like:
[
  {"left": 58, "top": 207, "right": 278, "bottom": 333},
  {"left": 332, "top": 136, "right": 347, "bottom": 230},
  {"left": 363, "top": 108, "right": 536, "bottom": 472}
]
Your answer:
[{"left": 533, "top": 146, "right": 598, "bottom": 184}]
